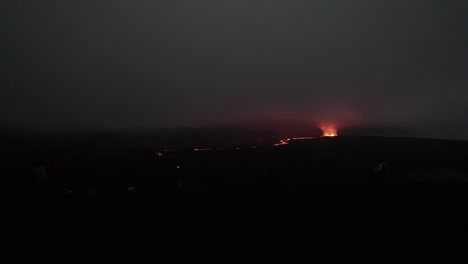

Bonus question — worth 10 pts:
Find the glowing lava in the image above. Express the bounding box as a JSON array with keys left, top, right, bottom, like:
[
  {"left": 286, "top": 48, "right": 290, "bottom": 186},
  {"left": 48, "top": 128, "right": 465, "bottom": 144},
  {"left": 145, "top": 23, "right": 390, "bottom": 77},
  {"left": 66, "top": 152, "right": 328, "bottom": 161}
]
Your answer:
[
  {"left": 273, "top": 136, "right": 317, "bottom": 147},
  {"left": 320, "top": 124, "right": 338, "bottom": 137}
]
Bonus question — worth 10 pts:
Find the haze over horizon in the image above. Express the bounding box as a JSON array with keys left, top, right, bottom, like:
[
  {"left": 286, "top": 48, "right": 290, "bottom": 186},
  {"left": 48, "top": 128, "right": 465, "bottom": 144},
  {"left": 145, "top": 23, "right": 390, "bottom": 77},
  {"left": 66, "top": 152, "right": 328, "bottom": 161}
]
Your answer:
[{"left": 1, "top": 1, "right": 467, "bottom": 139}]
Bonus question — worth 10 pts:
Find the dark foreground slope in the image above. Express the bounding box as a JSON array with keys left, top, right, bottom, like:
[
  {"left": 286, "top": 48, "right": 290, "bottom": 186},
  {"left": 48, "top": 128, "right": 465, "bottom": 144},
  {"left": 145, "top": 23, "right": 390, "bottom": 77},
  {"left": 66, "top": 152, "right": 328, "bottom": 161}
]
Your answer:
[{"left": 7, "top": 136, "right": 468, "bottom": 263}]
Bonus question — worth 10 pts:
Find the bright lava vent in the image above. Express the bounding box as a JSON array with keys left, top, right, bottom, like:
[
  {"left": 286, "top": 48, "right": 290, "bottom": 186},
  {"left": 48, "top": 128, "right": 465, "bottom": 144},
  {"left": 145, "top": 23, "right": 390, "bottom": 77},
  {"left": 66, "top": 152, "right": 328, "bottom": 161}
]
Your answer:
[{"left": 320, "top": 124, "right": 338, "bottom": 137}]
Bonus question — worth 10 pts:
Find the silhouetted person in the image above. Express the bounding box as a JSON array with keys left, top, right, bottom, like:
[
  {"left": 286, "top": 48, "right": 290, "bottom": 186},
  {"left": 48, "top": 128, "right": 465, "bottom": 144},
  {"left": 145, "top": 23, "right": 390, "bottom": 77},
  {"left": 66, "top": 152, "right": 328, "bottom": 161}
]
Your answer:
[
  {"left": 32, "top": 160, "right": 59, "bottom": 252},
  {"left": 374, "top": 161, "right": 390, "bottom": 182},
  {"left": 33, "top": 160, "right": 52, "bottom": 197}
]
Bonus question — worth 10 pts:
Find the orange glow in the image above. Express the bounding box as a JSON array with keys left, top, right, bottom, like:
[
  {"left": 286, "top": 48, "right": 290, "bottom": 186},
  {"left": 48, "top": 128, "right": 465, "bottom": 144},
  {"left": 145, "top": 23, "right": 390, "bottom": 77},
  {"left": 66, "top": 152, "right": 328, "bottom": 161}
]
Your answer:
[
  {"left": 320, "top": 124, "right": 338, "bottom": 137},
  {"left": 273, "top": 139, "right": 289, "bottom": 147},
  {"left": 273, "top": 142, "right": 288, "bottom": 147},
  {"left": 273, "top": 136, "right": 316, "bottom": 147},
  {"left": 292, "top": 137, "right": 317, "bottom": 140}
]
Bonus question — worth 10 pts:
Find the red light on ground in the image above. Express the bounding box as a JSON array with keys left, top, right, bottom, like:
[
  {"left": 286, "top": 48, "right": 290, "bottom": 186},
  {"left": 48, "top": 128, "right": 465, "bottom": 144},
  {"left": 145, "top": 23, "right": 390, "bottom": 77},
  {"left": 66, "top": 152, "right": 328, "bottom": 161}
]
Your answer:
[
  {"left": 194, "top": 148, "right": 211, "bottom": 152},
  {"left": 163, "top": 149, "right": 176, "bottom": 152}
]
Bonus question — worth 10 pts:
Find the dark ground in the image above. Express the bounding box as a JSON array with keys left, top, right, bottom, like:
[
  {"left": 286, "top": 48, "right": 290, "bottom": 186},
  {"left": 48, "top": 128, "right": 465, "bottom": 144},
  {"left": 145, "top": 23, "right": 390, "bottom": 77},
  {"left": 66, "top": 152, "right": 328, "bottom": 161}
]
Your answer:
[{"left": 5, "top": 136, "right": 468, "bottom": 263}]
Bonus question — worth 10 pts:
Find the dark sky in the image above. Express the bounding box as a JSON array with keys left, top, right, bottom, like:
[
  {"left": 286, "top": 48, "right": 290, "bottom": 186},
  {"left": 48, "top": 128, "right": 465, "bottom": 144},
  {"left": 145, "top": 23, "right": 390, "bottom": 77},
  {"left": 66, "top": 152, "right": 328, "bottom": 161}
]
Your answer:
[{"left": 1, "top": 0, "right": 467, "bottom": 138}]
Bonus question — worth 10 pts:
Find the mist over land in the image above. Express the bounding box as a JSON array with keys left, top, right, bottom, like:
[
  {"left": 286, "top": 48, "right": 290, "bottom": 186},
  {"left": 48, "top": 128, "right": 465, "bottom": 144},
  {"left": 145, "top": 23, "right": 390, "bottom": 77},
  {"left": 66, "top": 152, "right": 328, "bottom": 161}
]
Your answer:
[{"left": 1, "top": 0, "right": 467, "bottom": 140}]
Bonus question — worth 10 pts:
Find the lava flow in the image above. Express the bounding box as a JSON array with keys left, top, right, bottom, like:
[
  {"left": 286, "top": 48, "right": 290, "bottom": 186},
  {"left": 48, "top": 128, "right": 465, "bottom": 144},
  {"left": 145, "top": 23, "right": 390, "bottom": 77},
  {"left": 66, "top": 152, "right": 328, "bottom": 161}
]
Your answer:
[{"left": 273, "top": 136, "right": 317, "bottom": 147}]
